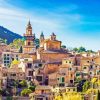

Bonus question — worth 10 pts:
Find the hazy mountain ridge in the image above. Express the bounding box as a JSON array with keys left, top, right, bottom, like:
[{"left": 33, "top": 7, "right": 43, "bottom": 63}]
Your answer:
[{"left": 0, "top": 26, "right": 22, "bottom": 44}]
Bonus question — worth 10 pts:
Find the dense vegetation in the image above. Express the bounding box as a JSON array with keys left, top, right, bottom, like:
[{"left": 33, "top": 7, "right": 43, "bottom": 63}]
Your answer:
[
  {"left": 73, "top": 46, "right": 95, "bottom": 53},
  {"left": 9, "top": 38, "right": 40, "bottom": 50},
  {"left": 9, "top": 39, "right": 24, "bottom": 49}
]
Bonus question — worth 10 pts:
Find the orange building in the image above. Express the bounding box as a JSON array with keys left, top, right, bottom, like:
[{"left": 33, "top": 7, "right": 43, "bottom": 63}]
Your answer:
[{"left": 37, "top": 33, "right": 68, "bottom": 62}]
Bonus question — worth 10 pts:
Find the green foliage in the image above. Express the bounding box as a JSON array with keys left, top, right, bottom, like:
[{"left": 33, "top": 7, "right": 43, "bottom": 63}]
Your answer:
[
  {"left": 78, "top": 46, "right": 86, "bottom": 52},
  {"left": 19, "top": 46, "right": 23, "bottom": 53},
  {"left": 96, "top": 90, "right": 100, "bottom": 100},
  {"left": 0, "top": 89, "right": 2, "bottom": 95},
  {"left": 73, "top": 48, "right": 78, "bottom": 52},
  {"left": 0, "top": 38, "right": 7, "bottom": 44},
  {"left": 0, "top": 26, "right": 22, "bottom": 44},
  {"left": 19, "top": 80, "right": 27, "bottom": 87},
  {"left": 21, "top": 88, "right": 32, "bottom": 96},
  {"left": 73, "top": 46, "right": 94, "bottom": 53},
  {"left": 9, "top": 39, "right": 24, "bottom": 49},
  {"left": 34, "top": 38, "right": 40, "bottom": 48},
  {"left": 61, "top": 45, "right": 66, "bottom": 49},
  {"left": 87, "top": 50, "right": 94, "bottom": 53},
  {"left": 28, "top": 86, "right": 36, "bottom": 92},
  {"left": 83, "top": 81, "right": 91, "bottom": 92},
  {"left": 75, "top": 78, "right": 82, "bottom": 83},
  {"left": 6, "top": 96, "right": 12, "bottom": 100}
]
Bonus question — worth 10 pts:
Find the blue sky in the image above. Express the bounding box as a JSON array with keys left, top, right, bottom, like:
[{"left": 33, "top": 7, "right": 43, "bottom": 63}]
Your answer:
[{"left": 0, "top": 0, "right": 100, "bottom": 50}]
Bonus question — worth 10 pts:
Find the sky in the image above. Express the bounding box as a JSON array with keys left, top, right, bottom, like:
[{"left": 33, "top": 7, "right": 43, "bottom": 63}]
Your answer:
[{"left": 0, "top": 0, "right": 100, "bottom": 51}]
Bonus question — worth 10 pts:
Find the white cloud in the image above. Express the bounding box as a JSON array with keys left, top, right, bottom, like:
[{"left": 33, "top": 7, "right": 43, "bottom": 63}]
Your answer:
[
  {"left": 0, "top": 1, "right": 61, "bottom": 36},
  {"left": 1, "top": 0, "right": 99, "bottom": 51}
]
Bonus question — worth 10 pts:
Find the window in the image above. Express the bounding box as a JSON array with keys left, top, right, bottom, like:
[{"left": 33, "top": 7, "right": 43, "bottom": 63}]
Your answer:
[
  {"left": 71, "top": 74, "right": 73, "bottom": 77},
  {"left": 76, "top": 67, "right": 78, "bottom": 71},
  {"left": 7, "top": 61, "right": 9, "bottom": 63},
  {"left": 4, "top": 61, "right": 6, "bottom": 63},
  {"left": 70, "top": 80, "right": 73, "bottom": 83},
  {"left": 11, "top": 74, "right": 16, "bottom": 76},
  {"left": 97, "top": 70, "right": 100, "bottom": 75},
  {"left": 59, "top": 83, "right": 65, "bottom": 87},
  {"left": 39, "top": 64, "right": 42, "bottom": 67},
  {"left": 27, "top": 63, "right": 32, "bottom": 68},
  {"left": 76, "top": 73, "right": 80, "bottom": 76},
  {"left": 3, "top": 73, "right": 7, "bottom": 77},
  {"left": 83, "top": 66, "right": 87, "bottom": 69},
  {"left": 69, "top": 61, "right": 71, "bottom": 64},
  {"left": 28, "top": 71, "right": 33, "bottom": 76},
  {"left": 26, "top": 77, "right": 31, "bottom": 81},
  {"left": 12, "top": 58, "right": 14, "bottom": 61},
  {"left": 62, "top": 77, "right": 65, "bottom": 82},
  {"left": 16, "top": 55, "right": 18, "bottom": 57},
  {"left": 73, "top": 88, "right": 75, "bottom": 91},
  {"left": 7, "top": 54, "right": 9, "bottom": 56},
  {"left": 28, "top": 42, "right": 31, "bottom": 45},
  {"left": 4, "top": 54, "right": 6, "bottom": 56},
  {"left": 36, "top": 98, "right": 43, "bottom": 100},
  {"left": 4, "top": 64, "right": 6, "bottom": 66},
  {"left": 7, "top": 57, "right": 9, "bottom": 60},
  {"left": 4, "top": 57, "right": 7, "bottom": 60},
  {"left": 87, "top": 61, "right": 89, "bottom": 63},
  {"left": 36, "top": 76, "right": 42, "bottom": 81},
  {"left": 90, "top": 65, "right": 93, "bottom": 69},
  {"left": 69, "top": 68, "right": 72, "bottom": 70},
  {"left": 24, "top": 59, "right": 28, "bottom": 61}
]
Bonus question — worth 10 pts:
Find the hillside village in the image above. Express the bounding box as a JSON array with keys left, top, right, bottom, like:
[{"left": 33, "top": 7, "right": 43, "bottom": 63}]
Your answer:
[{"left": 0, "top": 21, "right": 99, "bottom": 100}]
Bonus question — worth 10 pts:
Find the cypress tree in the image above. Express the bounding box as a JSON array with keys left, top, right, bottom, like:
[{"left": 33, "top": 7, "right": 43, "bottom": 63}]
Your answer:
[
  {"left": 19, "top": 46, "right": 23, "bottom": 53},
  {"left": 96, "top": 90, "right": 100, "bottom": 100}
]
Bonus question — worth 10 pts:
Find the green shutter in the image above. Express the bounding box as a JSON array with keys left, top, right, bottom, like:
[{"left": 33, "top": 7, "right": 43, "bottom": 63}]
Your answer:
[{"left": 62, "top": 77, "right": 65, "bottom": 82}]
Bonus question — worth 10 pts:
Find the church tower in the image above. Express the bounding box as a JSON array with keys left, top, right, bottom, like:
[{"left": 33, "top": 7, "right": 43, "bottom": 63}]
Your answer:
[
  {"left": 40, "top": 32, "right": 44, "bottom": 42},
  {"left": 23, "top": 21, "right": 35, "bottom": 53},
  {"left": 40, "top": 32, "right": 45, "bottom": 48},
  {"left": 50, "top": 32, "right": 56, "bottom": 41}
]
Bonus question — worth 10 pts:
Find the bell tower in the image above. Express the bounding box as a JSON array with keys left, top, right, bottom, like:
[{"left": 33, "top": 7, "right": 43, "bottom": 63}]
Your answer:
[
  {"left": 23, "top": 21, "right": 35, "bottom": 53},
  {"left": 40, "top": 32, "right": 44, "bottom": 43},
  {"left": 26, "top": 20, "right": 32, "bottom": 35},
  {"left": 50, "top": 32, "right": 56, "bottom": 41}
]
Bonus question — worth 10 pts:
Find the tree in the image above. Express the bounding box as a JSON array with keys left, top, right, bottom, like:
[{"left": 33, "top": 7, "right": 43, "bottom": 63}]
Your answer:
[
  {"left": 96, "top": 90, "right": 100, "bottom": 100},
  {"left": 21, "top": 89, "right": 32, "bottom": 96},
  {"left": 28, "top": 86, "right": 36, "bottom": 92},
  {"left": 19, "top": 80, "right": 27, "bottom": 87},
  {"left": 78, "top": 46, "right": 86, "bottom": 52},
  {"left": 9, "top": 39, "right": 24, "bottom": 49},
  {"left": 19, "top": 46, "right": 23, "bottom": 53},
  {"left": 61, "top": 45, "right": 66, "bottom": 49},
  {"left": 34, "top": 38, "right": 40, "bottom": 48},
  {"left": 87, "top": 50, "right": 94, "bottom": 53},
  {"left": 0, "top": 89, "right": 2, "bottom": 95},
  {"left": 83, "top": 81, "right": 91, "bottom": 92},
  {"left": 73, "top": 48, "right": 78, "bottom": 52}
]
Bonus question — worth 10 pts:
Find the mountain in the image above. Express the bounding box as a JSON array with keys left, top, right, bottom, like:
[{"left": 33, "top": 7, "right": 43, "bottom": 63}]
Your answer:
[{"left": 0, "top": 26, "right": 22, "bottom": 44}]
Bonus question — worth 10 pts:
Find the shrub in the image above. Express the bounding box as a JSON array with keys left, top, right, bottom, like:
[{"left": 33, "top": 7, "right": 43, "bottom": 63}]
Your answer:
[{"left": 21, "top": 89, "right": 32, "bottom": 96}]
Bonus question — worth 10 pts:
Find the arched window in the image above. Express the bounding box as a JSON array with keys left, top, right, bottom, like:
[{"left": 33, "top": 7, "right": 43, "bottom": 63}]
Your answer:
[{"left": 28, "top": 42, "right": 31, "bottom": 45}]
